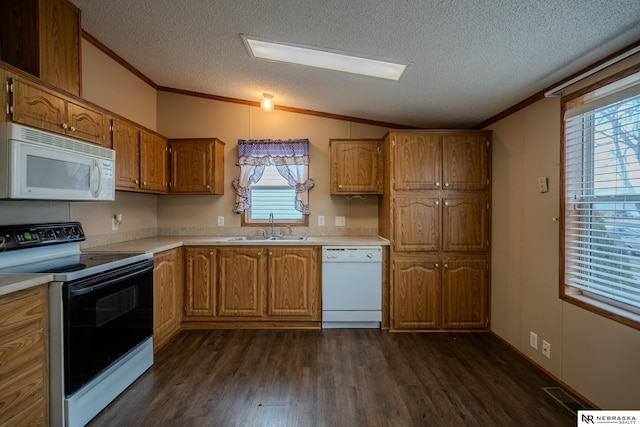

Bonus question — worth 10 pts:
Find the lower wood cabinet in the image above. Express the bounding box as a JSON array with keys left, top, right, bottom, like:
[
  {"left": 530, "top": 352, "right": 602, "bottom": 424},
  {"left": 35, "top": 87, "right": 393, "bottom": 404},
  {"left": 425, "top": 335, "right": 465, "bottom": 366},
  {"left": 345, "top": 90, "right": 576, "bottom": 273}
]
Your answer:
[
  {"left": 392, "top": 256, "right": 488, "bottom": 330},
  {"left": 153, "top": 248, "right": 182, "bottom": 351},
  {"left": 183, "top": 246, "right": 320, "bottom": 323},
  {"left": 0, "top": 285, "right": 48, "bottom": 426}
]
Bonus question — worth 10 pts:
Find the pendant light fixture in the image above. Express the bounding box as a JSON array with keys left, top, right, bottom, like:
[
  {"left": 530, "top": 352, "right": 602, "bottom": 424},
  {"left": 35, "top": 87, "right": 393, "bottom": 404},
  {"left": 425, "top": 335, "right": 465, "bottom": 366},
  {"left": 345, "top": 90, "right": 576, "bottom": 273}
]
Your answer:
[{"left": 260, "top": 93, "right": 275, "bottom": 112}]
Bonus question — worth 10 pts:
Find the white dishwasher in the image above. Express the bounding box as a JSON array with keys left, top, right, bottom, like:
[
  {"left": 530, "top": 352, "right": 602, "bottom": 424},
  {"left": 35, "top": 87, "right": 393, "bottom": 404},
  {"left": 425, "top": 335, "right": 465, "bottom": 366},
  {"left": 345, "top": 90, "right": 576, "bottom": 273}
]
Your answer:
[{"left": 322, "top": 246, "right": 382, "bottom": 328}]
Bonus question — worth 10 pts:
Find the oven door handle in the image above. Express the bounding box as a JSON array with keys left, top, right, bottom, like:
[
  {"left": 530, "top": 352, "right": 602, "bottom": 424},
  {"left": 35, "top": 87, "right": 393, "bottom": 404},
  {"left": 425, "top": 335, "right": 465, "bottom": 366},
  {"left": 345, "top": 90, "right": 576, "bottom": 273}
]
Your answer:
[{"left": 68, "top": 265, "right": 153, "bottom": 297}]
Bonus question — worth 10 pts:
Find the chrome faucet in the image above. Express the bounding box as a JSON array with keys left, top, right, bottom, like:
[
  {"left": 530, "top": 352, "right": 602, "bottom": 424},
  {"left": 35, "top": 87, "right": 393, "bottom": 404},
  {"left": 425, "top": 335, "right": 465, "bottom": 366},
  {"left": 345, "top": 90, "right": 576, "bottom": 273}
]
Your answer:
[{"left": 269, "top": 212, "right": 275, "bottom": 237}]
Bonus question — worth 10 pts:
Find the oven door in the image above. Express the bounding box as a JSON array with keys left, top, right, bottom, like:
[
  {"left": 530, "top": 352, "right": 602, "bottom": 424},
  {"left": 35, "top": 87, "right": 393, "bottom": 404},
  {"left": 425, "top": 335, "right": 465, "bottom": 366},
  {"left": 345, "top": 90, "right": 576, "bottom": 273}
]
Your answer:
[{"left": 64, "top": 260, "right": 153, "bottom": 395}]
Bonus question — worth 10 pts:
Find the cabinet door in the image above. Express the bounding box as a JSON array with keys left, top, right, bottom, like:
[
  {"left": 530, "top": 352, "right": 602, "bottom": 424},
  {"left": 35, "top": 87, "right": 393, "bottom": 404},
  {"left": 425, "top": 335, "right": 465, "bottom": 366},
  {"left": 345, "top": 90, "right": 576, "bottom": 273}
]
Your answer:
[
  {"left": 442, "top": 135, "right": 490, "bottom": 190},
  {"left": 267, "top": 247, "right": 319, "bottom": 319},
  {"left": 392, "top": 258, "right": 441, "bottom": 329},
  {"left": 153, "top": 249, "right": 181, "bottom": 350},
  {"left": 393, "top": 134, "right": 441, "bottom": 190},
  {"left": 0, "top": 286, "right": 48, "bottom": 426},
  {"left": 217, "top": 247, "right": 266, "bottom": 317},
  {"left": 10, "top": 77, "right": 66, "bottom": 134},
  {"left": 170, "top": 139, "right": 225, "bottom": 194},
  {"left": 140, "top": 131, "right": 169, "bottom": 193},
  {"left": 184, "top": 248, "right": 216, "bottom": 317},
  {"left": 442, "top": 197, "right": 489, "bottom": 252},
  {"left": 112, "top": 120, "right": 140, "bottom": 190},
  {"left": 66, "top": 100, "right": 107, "bottom": 146},
  {"left": 330, "top": 139, "right": 382, "bottom": 194},
  {"left": 394, "top": 196, "right": 441, "bottom": 252},
  {"left": 39, "top": 0, "right": 81, "bottom": 95},
  {"left": 442, "top": 259, "right": 488, "bottom": 329}
]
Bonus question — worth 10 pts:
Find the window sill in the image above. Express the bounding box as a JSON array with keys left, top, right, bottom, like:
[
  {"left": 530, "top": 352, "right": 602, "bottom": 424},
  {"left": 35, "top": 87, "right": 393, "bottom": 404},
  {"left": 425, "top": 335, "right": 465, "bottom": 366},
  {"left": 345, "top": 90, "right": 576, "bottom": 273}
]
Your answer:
[{"left": 562, "top": 292, "right": 640, "bottom": 331}]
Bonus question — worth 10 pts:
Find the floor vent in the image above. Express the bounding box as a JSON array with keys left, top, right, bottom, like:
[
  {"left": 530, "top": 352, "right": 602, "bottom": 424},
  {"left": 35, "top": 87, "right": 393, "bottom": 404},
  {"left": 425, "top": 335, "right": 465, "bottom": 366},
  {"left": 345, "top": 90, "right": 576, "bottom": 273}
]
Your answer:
[{"left": 542, "top": 387, "right": 586, "bottom": 414}]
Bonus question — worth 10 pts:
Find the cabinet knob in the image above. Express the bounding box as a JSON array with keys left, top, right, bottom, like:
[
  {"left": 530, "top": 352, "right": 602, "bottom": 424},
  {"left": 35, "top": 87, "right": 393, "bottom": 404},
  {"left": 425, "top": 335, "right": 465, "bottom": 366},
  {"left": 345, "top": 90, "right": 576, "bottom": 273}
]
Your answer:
[
  {"left": 269, "top": 251, "right": 273, "bottom": 256},
  {"left": 338, "top": 184, "right": 343, "bottom": 189},
  {"left": 444, "top": 201, "right": 449, "bottom": 206},
  {"left": 444, "top": 264, "right": 448, "bottom": 268},
  {"left": 435, "top": 263, "right": 439, "bottom": 268},
  {"left": 435, "top": 182, "right": 440, "bottom": 187},
  {"left": 435, "top": 200, "right": 439, "bottom": 206},
  {"left": 135, "top": 180, "right": 139, "bottom": 184},
  {"left": 70, "top": 126, "right": 76, "bottom": 132},
  {"left": 206, "top": 185, "right": 211, "bottom": 189},
  {"left": 209, "top": 252, "right": 214, "bottom": 256},
  {"left": 445, "top": 182, "right": 449, "bottom": 187},
  {"left": 143, "top": 181, "right": 147, "bottom": 186},
  {"left": 61, "top": 123, "right": 69, "bottom": 129},
  {"left": 257, "top": 252, "right": 262, "bottom": 256}
]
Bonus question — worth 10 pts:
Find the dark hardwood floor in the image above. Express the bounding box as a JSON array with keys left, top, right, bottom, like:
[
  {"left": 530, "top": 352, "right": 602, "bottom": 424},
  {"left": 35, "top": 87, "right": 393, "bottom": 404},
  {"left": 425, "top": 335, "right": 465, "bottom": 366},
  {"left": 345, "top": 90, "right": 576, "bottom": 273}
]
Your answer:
[{"left": 88, "top": 330, "right": 581, "bottom": 427}]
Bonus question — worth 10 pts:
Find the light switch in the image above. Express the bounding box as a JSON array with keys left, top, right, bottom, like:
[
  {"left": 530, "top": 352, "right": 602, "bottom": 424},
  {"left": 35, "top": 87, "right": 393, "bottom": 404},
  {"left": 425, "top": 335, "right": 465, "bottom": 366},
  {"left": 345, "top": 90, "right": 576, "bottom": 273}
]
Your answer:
[
  {"left": 318, "top": 216, "right": 325, "bottom": 226},
  {"left": 537, "top": 177, "right": 548, "bottom": 193}
]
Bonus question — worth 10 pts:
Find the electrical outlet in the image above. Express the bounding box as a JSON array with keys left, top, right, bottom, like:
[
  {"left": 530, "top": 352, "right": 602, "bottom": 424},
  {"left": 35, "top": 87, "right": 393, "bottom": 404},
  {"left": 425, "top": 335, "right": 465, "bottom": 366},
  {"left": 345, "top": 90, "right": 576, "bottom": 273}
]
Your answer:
[
  {"left": 530, "top": 331, "right": 538, "bottom": 350},
  {"left": 335, "top": 216, "right": 346, "bottom": 226},
  {"left": 542, "top": 340, "right": 551, "bottom": 359},
  {"left": 217, "top": 216, "right": 224, "bottom": 226},
  {"left": 318, "top": 216, "right": 325, "bottom": 226},
  {"left": 537, "top": 177, "right": 549, "bottom": 193}
]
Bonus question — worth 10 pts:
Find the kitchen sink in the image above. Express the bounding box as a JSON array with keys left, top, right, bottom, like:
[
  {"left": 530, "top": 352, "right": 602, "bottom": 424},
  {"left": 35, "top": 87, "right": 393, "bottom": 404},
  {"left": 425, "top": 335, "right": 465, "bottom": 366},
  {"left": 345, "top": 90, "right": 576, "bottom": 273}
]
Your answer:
[
  {"left": 226, "top": 235, "right": 308, "bottom": 241},
  {"left": 226, "top": 236, "right": 272, "bottom": 241},
  {"left": 272, "top": 236, "right": 308, "bottom": 241}
]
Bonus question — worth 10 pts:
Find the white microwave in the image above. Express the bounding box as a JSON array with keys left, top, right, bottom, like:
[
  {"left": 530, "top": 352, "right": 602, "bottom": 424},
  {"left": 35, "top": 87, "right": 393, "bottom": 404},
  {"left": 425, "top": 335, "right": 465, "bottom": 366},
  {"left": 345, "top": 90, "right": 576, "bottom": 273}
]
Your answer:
[{"left": 0, "top": 123, "right": 115, "bottom": 201}]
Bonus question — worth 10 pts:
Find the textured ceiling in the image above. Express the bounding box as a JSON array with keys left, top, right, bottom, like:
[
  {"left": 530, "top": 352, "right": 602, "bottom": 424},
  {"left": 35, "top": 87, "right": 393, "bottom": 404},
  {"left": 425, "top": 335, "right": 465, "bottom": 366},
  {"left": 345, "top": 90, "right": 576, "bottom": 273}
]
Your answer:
[{"left": 70, "top": 0, "right": 640, "bottom": 128}]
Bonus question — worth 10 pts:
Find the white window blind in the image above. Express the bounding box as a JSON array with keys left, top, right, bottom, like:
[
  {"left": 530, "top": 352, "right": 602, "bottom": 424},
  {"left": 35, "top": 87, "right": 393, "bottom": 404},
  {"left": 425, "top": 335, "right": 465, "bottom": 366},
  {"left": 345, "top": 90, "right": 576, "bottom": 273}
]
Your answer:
[
  {"left": 249, "top": 167, "right": 302, "bottom": 221},
  {"left": 564, "top": 87, "right": 640, "bottom": 311}
]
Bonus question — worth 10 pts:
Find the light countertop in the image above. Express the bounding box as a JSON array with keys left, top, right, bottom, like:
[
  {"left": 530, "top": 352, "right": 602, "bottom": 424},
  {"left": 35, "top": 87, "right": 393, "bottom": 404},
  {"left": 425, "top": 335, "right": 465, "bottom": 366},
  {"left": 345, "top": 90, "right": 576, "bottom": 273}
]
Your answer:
[
  {"left": 0, "top": 235, "right": 389, "bottom": 296},
  {"left": 0, "top": 274, "right": 54, "bottom": 297},
  {"left": 85, "top": 235, "right": 389, "bottom": 254}
]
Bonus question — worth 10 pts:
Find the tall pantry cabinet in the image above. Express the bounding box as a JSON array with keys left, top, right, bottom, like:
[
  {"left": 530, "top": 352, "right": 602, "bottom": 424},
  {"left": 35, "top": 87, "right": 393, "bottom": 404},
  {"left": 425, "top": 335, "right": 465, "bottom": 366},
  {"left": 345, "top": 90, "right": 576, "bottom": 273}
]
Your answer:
[{"left": 379, "top": 130, "right": 491, "bottom": 331}]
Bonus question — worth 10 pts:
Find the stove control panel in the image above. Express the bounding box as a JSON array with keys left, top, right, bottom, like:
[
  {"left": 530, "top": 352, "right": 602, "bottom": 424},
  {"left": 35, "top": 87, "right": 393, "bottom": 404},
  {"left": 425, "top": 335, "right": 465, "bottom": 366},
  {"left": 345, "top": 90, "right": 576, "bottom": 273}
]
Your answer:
[{"left": 0, "top": 222, "right": 85, "bottom": 251}]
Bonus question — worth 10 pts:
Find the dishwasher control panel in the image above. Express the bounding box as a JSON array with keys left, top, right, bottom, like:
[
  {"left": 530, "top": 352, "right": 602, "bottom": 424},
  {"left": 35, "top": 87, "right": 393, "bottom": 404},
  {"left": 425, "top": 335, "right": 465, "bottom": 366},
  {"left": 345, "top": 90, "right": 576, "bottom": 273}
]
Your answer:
[{"left": 322, "top": 246, "right": 382, "bottom": 262}]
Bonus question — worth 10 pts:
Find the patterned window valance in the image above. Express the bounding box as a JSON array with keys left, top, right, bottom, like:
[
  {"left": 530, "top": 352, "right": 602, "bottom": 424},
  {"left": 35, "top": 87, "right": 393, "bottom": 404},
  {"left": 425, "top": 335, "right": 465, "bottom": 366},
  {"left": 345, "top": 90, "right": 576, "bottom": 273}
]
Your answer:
[
  {"left": 236, "top": 139, "right": 310, "bottom": 166},
  {"left": 233, "top": 139, "right": 315, "bottom": 215}
]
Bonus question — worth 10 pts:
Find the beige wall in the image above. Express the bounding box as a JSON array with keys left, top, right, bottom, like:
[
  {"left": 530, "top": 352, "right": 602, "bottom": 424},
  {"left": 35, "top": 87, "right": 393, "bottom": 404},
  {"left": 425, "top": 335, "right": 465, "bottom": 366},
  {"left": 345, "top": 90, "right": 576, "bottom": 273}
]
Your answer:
[
  {"left": 155, "top": 91, "right": 387, "bottom": 234},
  {"left": 81, "top": 39, "right": 158, "bottom": 131},
  {"left": 488, "top": 54, "right": 640, "bottom": 409}
]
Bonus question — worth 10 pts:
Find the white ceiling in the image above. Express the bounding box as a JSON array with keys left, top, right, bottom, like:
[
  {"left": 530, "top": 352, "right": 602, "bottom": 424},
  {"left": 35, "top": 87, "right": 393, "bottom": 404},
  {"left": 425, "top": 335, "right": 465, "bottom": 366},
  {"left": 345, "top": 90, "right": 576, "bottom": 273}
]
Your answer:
[{"left": 70, "top": 0, "right": 640, "bottom": 129}]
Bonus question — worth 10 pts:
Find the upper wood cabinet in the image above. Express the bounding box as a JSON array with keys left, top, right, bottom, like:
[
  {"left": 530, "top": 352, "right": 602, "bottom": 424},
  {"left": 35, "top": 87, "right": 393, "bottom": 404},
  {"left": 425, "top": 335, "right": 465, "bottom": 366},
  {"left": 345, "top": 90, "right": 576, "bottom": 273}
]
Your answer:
[
  {"left": 393, "top": 133, "right": 441, "bottom": 191},
  {"left": 330, "top": 139, "right": 383, "bottom": 195},
  {"left": 169, "top": 138, "right": 225, "bottom": 194},
  {"left": 140, "top": 131, "right": 169, "bottom": 193},
  {"left": 7, "top": 76, "right": 108, "bottom": 146},
  {"left": 153, "top": 248, "right": 182, "bottom": 352},
  {"left": 0, "top": 285, "right": 49, "bottom": 426},
  {"left": 391, "top": 132, "right": 490, "bottom": 191},
  {"left": 0, "top": 0, "right": 81, "bottom": 96},
  {"left": 442, "top": 196, "right": 489, "bottom": 252},
  {"left": 442, "top": 135, "right": 490, "bottom": 190},
  {"left": 112, "top": 119, "right": 168, "bottom": 193},
  {"left": 112, "top": 120, "right": 140, "bottom": 190}
]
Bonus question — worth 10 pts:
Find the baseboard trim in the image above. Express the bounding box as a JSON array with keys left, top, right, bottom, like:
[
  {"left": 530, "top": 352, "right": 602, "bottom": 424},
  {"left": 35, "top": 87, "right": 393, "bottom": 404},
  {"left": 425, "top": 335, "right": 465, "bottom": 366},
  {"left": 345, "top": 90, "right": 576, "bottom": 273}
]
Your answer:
[{"left": 489, "top": 331, "right": 599, "bottom": 409}]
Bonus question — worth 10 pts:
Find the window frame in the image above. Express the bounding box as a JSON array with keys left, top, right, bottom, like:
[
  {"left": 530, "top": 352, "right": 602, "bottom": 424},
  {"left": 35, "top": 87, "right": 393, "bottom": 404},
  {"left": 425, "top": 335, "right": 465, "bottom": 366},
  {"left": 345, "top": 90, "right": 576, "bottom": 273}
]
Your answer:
[
  {"left": 560, "top": 63, "right": 640, "bottom": 331},
  {"left": 240, "top": 166, "right": 309, "bottom": 228}
]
